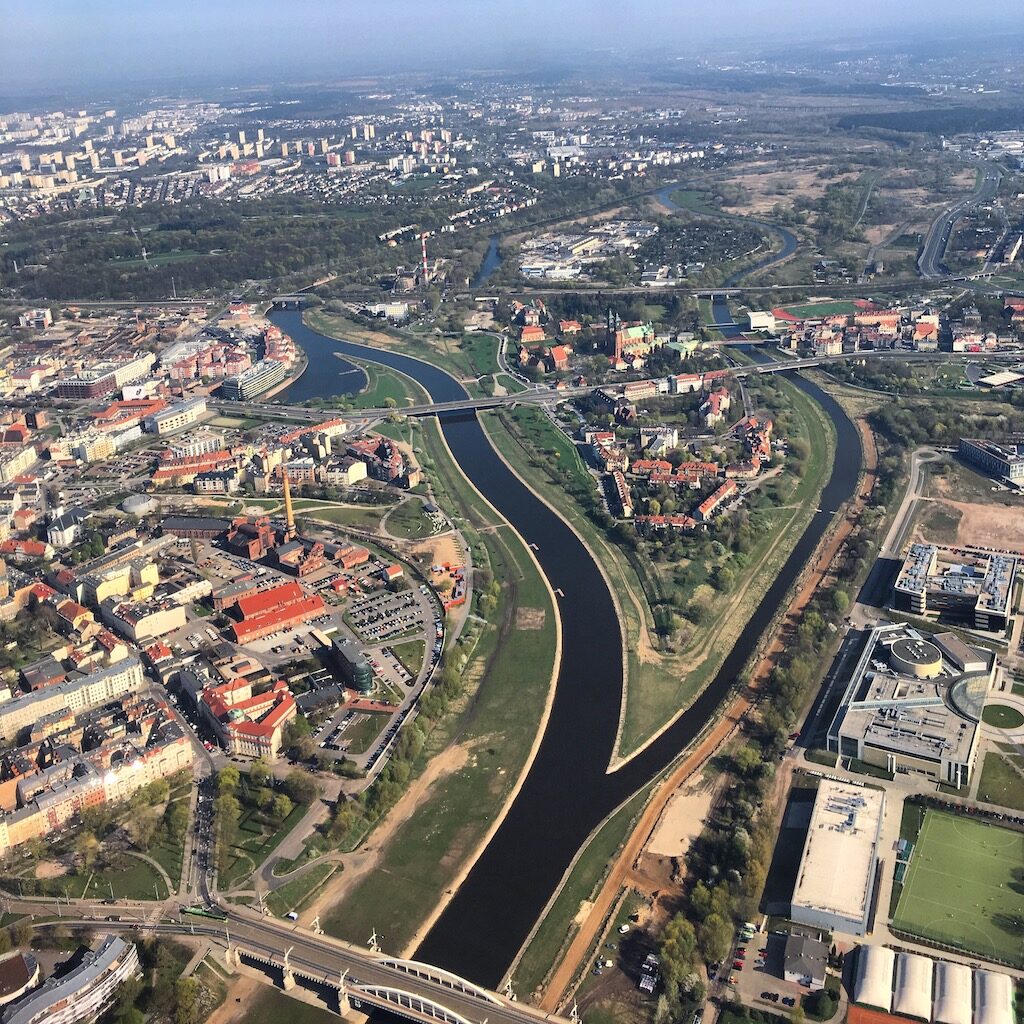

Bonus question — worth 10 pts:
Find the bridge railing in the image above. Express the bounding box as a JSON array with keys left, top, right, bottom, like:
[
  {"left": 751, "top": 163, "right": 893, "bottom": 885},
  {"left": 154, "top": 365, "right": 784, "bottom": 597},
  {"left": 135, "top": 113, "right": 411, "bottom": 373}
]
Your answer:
[
  {"left": 377, "top": 958, "right": 503, "bottom": 1004},
  {"left": 354, "top": 985, "right": 477, "bottom": 1024}
]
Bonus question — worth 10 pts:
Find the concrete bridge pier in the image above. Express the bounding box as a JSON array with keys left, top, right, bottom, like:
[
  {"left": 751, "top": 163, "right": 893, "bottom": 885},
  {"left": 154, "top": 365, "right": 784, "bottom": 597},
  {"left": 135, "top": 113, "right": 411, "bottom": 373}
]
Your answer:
[
  {"left": 224, "top": 945, "right": 238, "bottom": 971},
  {"left": 282, "top": 966, "right": 296, "bottom": 991}
]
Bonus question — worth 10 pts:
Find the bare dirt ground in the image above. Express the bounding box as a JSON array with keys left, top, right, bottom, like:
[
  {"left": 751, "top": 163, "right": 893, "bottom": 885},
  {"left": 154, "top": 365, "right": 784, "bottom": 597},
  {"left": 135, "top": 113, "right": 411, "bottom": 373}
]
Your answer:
[
  {"left": 408, "top": 532, "right": 462, "bottom": 568},
  {"left": 949, "top": 500, "right": 1024, "bottom": 552},
  {"left": 34, "top": 861, "right": 66, "bottom": 879},
  {"left": 515, "top": 607, "right": 547, "bottom": 630},
  {"left": 645, "top": 782, "right": 715, "bottom": 858},
  {"left": 303, "top": 740, "right": 475, "bottom": 924},
  {"left": 721, "top": 167, "right": 859, "bottom": 217},
  {"left": 206, "top": 972, "right": 264, "bottom": 1024}
]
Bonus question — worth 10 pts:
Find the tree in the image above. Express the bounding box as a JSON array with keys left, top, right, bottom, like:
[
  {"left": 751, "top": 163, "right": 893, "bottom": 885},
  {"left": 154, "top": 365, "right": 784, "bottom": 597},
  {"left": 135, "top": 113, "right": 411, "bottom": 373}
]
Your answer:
[
  {"left": 126, "top": 807, "right": 160, "bottom": 852},
  {"left": 659, "top": 913, "right": 697, "bottom": 993},
  {"left": 249, "top": 759, "right": 271, "bottom": 788},
  {"left": 832, "top": 589, "right": 850, "bottom": 616},
  {"left": 732, "top": 744, "right": 762, "bottom": 778},
  {"left": 174, "top": 975, "right": 201, "bottom": 1024},
  {"left": 74, "top": 831, "right": 101, "bottom": 873},
  {"left": 272, "top": 794, "right": 294, "bottom": 820},
  {"left": 698, "top": 912, "right": 734, "bottom": 964},
  {"left": 217, "top": 765, "right": 241, "bottom": 793},
  {"left": 284, "top": 770, "right": 316, "bottom": 806}
]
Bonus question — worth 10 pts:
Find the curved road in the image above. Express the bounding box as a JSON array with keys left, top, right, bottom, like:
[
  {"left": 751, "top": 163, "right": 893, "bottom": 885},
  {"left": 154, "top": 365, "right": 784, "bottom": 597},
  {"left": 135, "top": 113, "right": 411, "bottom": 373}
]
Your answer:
[{"left": 919, "top": 162, "right": 1001, "bottom": 279}]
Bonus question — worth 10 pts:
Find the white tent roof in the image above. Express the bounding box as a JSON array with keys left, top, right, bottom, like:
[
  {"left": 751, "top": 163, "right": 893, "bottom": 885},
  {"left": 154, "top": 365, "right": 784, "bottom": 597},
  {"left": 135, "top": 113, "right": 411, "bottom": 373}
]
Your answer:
[
  {"left": 893, "top": 952, "right": 933, "bottom": 1021},
  {"left": 933, "top": 961, "right": 972, "bottom": 1024},
  {"left": 854, "top": 946, "right": 894, "bottom": 1012},
  {"left": 974, "top": 970, "right": 1014, "bottom": 1024}
]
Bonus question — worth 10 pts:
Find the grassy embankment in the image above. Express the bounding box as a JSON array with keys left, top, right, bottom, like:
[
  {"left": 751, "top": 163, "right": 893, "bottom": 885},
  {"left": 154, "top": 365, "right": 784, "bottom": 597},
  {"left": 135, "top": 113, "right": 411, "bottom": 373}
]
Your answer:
[
  {"left": 510, "top": 787, "right": 651, "bottom": 998},
  {"left": 304, "top": 310, "right": 504, "bottom": 398},
  {"left": 482, "top": 375, "right": 834, "bottom": 758},
  {"left": 322, "top": 413, "right": 558, "bottom": 952}
]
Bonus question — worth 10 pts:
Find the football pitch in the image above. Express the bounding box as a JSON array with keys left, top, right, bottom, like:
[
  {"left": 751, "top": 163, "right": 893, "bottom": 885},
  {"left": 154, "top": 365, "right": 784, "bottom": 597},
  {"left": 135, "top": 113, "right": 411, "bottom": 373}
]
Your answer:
[{"left": 892, "top": 809, "right": 1024, "bottom": 966}]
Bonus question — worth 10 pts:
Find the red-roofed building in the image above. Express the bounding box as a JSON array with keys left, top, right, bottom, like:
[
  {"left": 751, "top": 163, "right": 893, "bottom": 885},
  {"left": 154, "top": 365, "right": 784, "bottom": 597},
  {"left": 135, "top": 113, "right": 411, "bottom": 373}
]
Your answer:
[
  {"left": 0, "top": 539, "right": 52, "bottom": 561},
  {"left": 559, "top": 320, "right": 582, "bottom": 335},
  {"left": 520, "top": 325, "right": 546, "bottom": 344},
  {"left": 229, "top": 580, "right": 325, "bottom": 644},
  {"left": 696, "top": 480, "right": 738, "bottom": 521},
  {"left": 199, "top": 678, "right": 297, "bottom": 759}
]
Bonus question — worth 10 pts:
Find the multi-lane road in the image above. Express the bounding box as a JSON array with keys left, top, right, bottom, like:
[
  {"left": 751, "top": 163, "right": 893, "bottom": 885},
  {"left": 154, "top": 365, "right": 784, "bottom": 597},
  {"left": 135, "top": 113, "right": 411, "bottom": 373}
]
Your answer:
[{"left": 918, "top": 162, "right": 1002, "bottom": 279}]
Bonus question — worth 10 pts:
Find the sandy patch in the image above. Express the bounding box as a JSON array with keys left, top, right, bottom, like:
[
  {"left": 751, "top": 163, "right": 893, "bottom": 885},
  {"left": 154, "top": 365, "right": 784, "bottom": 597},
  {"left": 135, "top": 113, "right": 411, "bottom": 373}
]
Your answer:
[
  {"left": 572, "top": 899, "right": 594, "bottom": 927},
  {"left": 303, "top": 740, "right": 475, "bottom": 923},
  {"left": 949, "top": 500, "right": 1024, "bottom": 552},
  {"left": 515, "top": 607, "right": 547, "bottom": 630},
  {"left": 408, "top": 532, "right": 462, "bottom": 569},
  {"left": 34, "top": 861, "right": 67, "bottom": 880},
  {"left": 646, "top": 782, "right": 716, "bottom": 858}
]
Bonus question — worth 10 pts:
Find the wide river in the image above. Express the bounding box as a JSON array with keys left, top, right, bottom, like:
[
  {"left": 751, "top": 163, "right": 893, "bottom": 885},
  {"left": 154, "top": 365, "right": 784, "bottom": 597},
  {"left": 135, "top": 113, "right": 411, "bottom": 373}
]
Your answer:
[{"left": 268, "top": 275, "right": 859, "bottom": 987}]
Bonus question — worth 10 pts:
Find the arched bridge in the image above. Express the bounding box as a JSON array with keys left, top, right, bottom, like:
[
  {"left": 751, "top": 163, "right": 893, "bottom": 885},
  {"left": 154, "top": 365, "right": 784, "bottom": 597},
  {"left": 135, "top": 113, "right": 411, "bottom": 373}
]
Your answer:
[{"left": 230, "top": 943, "right": 563, "bottom": 1024}]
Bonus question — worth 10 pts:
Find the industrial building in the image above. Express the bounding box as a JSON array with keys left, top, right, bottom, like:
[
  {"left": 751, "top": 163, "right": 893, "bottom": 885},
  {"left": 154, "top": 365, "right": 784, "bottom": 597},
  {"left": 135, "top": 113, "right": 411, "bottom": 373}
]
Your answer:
[
  {"left": 826, "top": 624, "right": 998, "bottom": 787},
  {"left": 790, "top": 780, "right": 884, "bottom": 936},
  {"left": 893, "top": 542, "right": 1018, "bottom": 632},
  {"left": 958, "top": 437, "right": 1024, "bottom": 485}
]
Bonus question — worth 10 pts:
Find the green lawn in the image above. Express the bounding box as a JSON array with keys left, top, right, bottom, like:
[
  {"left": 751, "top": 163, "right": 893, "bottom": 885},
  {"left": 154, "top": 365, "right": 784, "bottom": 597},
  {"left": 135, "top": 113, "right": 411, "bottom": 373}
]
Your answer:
[
  {"left": 891, "top": 809, "right": 1024, "bottom": 966},
  {"left": 341, "top": 712, "right": 391, "bottom": 756},
  {"left": 386, "top": 500, "right": 433, "bottom": 540},
  {"left": 392, "top": 638, "right": 426, "bottom": 678},
  {"left": 13, "top": 855, "right": 168, "bottom": 901},
  {"left": 322, "top": 416, "right": 557, "bottom": 953},
  {"left": 976, "top": 752, "right": 1024, "bottom": 812},
  {"left": 222, "top": 802, "right": 311, "bottom": 889},
  {"left": 266, "top": 863, "right": 338, "bottom": 918},
  {"left": 301, "top": 503, "right": 392, "bottom": 531},
  {"left": 242, "top": 985, "right": 342, "bottom": 1024},
  {"left": 982, "top": 704, "right": 1024, "bottom": 729}
]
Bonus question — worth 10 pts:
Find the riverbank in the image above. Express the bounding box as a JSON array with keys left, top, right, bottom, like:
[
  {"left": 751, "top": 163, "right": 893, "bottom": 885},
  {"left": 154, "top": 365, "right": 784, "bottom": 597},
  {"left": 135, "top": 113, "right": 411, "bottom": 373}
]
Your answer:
[
  {"left": 265, "top": 308, "right": 862, "bottom": 986},
  {"left": 316, "top": 413, "right": 560, "bottom": 955}
]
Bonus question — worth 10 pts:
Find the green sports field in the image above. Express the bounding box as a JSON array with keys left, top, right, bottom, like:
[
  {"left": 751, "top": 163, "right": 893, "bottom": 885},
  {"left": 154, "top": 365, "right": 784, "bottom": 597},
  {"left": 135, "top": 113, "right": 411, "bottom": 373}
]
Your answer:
[
  {"left": 892, "top": 809, "right": 1024, "bottom": 966},
  {"left": 778, "top": 300, "right": 863, "bottom": 318}
]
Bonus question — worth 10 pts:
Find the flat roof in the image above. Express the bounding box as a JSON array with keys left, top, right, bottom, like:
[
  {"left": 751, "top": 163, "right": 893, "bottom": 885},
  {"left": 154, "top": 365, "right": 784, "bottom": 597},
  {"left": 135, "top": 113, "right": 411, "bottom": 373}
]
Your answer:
[{"left": 791, "top": 780, "right": 883, "bottom": 928}]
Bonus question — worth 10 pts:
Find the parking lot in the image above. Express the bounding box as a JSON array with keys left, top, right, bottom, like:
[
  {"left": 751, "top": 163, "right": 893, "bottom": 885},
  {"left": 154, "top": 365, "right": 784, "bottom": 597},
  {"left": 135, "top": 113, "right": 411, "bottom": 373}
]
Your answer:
[{"left": 725, "top": 929, "right": 808, "bottom": 1011}]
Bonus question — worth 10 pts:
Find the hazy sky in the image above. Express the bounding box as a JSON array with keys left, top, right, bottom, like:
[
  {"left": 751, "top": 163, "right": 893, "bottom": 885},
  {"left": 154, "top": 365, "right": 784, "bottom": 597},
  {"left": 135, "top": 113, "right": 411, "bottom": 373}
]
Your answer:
[{"left": 1, "top": 0, "right": 1022, "bottom": 95}]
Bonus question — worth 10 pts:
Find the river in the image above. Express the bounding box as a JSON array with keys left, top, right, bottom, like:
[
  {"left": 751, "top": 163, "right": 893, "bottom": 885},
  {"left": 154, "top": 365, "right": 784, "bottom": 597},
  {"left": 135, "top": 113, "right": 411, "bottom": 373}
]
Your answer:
[
  {"left": 472, "top": 235, "right": 502, "bottom": 288},
  {"left": 268, "top": 306, "right": 861, "bottom": 987}
]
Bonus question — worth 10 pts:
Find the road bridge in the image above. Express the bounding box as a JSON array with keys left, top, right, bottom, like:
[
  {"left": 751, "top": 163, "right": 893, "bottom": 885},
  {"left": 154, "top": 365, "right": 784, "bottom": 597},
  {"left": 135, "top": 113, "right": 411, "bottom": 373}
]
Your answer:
[
  {"left": 3, "top": 895, "right": 567, "bottom": 1024},
  {"left": 215, "top": 348, "right": 1023, "bottom": 424}
]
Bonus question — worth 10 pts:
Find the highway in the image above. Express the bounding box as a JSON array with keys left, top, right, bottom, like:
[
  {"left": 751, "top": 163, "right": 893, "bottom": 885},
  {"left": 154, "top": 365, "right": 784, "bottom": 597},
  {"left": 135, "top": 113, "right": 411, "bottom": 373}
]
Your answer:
[{"left": 918, "top": 162, "right": 1002, "bottom": 279}]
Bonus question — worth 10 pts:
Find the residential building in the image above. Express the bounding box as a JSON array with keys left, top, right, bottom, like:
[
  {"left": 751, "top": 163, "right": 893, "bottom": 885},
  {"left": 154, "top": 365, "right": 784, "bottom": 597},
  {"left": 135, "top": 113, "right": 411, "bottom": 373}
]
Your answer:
[{"left": 0, "top": 937, "right": 140, "bottom": 1024}]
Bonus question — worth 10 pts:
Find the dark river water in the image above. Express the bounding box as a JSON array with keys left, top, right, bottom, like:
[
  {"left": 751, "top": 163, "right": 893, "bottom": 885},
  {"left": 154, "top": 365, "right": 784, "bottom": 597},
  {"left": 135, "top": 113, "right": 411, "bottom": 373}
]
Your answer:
[{"left": 267, "top": 235, "right": 859, "bottom": 987}]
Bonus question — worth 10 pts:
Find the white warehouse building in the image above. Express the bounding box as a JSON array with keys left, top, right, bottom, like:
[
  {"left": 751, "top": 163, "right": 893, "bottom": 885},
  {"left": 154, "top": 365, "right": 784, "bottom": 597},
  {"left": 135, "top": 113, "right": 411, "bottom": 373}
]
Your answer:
[
  {"left": 853, "top": 946, "right": 894, "bottom": 1013},
  {"left": 790, "top": 780, "right": 885, "bottom": 935},
  {"left": 892, "top": 952, "right": 933, "bottom": 1021},
  {"left": 933, "top": 961, "right": 973, "bottom": 1024}
]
